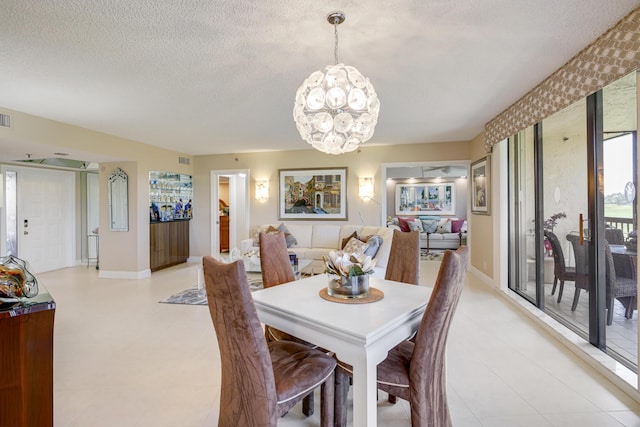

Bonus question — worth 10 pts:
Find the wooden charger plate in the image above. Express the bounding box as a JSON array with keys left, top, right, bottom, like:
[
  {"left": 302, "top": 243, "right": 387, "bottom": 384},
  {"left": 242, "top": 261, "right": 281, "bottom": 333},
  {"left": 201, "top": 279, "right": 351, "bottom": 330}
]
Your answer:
[{"left": 318, "top": 287, "right": 384, "bottom": 304}]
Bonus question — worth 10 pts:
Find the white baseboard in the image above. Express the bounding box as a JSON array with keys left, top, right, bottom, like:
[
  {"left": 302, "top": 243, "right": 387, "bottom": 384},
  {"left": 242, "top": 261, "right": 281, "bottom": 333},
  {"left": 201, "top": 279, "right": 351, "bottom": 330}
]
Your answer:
[{"left": 469, "top": 265, "right": 495, "bottom": 289}]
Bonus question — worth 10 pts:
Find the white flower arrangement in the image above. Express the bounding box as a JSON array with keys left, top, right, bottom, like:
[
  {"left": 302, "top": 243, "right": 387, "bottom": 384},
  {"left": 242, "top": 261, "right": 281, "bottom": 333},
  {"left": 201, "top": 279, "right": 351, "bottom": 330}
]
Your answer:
[{"left": 323, "top": 250, "right": 376, "bottom": 278}]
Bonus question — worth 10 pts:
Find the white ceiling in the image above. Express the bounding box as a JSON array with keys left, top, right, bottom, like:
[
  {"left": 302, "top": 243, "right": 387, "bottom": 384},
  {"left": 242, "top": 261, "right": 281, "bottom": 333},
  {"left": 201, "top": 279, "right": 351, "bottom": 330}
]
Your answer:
[{"left": 1, "top": 0, "right": 639, "bottom": 161}]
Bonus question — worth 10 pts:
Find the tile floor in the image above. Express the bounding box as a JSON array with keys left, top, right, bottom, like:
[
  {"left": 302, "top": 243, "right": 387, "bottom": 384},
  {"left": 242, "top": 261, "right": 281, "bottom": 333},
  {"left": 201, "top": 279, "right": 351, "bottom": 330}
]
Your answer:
[
  {"left": 520, "top": 279, "right": 638, "bottom": 363},
  {"left": 42, "top": 259, "right": 640, "bottom": 426}
]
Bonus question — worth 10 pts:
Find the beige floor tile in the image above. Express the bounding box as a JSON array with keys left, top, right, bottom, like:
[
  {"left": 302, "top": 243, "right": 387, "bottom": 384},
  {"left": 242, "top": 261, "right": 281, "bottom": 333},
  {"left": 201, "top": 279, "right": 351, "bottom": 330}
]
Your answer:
[{"left": 38, "top": 258, "right": 640, "bottom": 426}]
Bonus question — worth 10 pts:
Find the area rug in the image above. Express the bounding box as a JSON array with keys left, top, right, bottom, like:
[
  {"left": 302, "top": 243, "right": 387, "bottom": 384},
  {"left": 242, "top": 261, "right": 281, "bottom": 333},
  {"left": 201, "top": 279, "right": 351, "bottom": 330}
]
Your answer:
[
  {"left": 420, "top": 249, "right": 445, "bottom": 261},
  {"left": 160, "top": 275, "right": 263, "bottom": 305}
]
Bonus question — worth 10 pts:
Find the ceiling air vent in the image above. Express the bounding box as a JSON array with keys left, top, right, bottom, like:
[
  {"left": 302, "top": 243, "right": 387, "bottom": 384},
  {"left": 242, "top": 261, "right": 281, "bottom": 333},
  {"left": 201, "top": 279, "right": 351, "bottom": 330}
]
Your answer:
[
  {"left": 0, "top": 113, "right": 10, "bottom": 127},
  {"left": 178, "top": 156, "right": 190, "bottom": 165}
]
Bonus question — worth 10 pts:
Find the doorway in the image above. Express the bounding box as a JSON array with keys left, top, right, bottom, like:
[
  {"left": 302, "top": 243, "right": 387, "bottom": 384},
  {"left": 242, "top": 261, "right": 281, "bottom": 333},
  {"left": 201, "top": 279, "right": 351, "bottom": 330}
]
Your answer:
[
  {"left": 210, "top": 169, "right": 250, "bottom": 258},
  {"left": 1, "top": 165, "right": 76, "bottom": 273}
]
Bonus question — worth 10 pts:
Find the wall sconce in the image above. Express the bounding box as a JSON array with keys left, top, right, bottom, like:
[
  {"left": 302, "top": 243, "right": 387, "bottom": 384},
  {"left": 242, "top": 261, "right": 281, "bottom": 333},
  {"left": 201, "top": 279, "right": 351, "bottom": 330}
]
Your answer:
[
  {"left": 359, "top": 177, "right": 374, "bottom": 201},
  {"left": 256, "top": 180, "right": 269, "bottom": 202}
]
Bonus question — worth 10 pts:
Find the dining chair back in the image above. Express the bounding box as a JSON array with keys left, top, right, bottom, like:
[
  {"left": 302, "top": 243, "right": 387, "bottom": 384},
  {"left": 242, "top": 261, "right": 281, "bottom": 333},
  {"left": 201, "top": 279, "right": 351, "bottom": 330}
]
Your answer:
[
  {"left": 605, "top": 228, "right": 625, "bottom": 245},
  {"left": 385, "top": 229, "right": 420, "bottom": 285},
  {"left": 404, "top": 245, "right": 468, "bottom": 426},
  {"left": 259, "top": 231, "right": 295, "bottom": 288},
  {"left": 544, "top": 230, "right": 576, "bottom": 303},
  {"left": 604, "top": 241, "right": 637, "bottom": 325},
  {"left": 202, "top": 256, "right": 336, "bottom": 427},
  {"left": 565, "top": 234, "right": 590, "bottom": 311}
]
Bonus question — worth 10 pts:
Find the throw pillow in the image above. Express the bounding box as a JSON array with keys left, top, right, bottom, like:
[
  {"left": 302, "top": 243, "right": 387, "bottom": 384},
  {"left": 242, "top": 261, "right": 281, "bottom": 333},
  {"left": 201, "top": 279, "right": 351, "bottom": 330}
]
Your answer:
[
  {"left": 265, "top": 225, "right": 280, "bottom": 234},
  {"left": 278, "top": 223, "right": 297, "bottom": 248},
  {"left": 341, "top": 231, "right": 359, "bottom": 249},
  {"left": 421, "top": 219, "right": 438, "bottom": 233},
  {"left": 362, "top": 235, "right": 383, "bottom": 258},
  {"left": 407, "top": 219, "right": 423, "bottom": 232},
  {"left": 436, "top": 220, "right": 452, "bottom": 234},
  {"left": 418, "top": 215, "right": 441, "bottom": 221},
  {"left": 397, "top": 217, "right": 412, "bottom": 232},
  {"left": 342, "top": 236, "right": 368, "bottom": 256},
  {"left": 451, "top": 219, "right": 465, "bottom": 233}
]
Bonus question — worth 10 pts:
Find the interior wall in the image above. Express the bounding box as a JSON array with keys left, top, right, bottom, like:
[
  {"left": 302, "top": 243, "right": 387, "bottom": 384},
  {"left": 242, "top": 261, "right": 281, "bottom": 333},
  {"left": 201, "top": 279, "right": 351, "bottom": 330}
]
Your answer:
[
  {"left": 469, "top": 133, "right": 494, "bottom": 279},
  {"left": 191, "top": 140, "right": 471, "bottom": 258},
  {"left": 542, "top": 99, "right": 589, "bottom": 257},
  {"left": 218, "top": 181, "right": 230, "bottom": 208},
  {"left": 0, "top": 108, "right": 194, "bottom": 277}
]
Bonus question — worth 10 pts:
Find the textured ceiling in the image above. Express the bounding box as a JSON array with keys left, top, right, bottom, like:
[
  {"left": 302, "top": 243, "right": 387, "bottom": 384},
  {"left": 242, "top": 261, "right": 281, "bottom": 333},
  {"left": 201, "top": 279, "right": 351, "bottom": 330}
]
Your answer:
[{"left": 0, "top": 0, "right": 639, "bottom": 161}]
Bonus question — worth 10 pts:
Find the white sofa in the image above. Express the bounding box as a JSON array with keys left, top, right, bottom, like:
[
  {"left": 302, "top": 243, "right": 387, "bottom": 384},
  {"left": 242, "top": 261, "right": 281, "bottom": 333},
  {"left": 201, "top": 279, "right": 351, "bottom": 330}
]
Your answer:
[
  {"left": 387, "top": 216, "right": 467, "bottom": 251},
  {"left": 241, "top": 223, "right": 394, "bottom": 278}
]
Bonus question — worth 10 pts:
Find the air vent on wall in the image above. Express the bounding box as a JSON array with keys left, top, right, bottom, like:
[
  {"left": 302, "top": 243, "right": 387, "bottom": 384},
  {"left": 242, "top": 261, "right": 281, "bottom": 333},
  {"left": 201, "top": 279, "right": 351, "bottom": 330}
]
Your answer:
[
  {"left": 178, "top": 156, "right": 190, "bottom": 165},
  {"left": 0, "top": 113, "right": 10, "bottom": 127}
]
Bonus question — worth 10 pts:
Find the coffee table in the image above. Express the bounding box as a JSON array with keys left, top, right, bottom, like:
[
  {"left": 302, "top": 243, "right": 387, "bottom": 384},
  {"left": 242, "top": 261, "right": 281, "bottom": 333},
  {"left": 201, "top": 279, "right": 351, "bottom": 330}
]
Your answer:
[{"left": 242, "top": 254, "right": 316, "bottom": 276}]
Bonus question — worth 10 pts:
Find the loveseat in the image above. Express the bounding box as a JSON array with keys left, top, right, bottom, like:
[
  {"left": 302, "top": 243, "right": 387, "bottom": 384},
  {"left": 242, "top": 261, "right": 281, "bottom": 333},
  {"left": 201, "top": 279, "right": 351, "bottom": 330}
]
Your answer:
[
  {"left": 240, "top": 223, "right": 394, "bottom": 278},
  {"left": 387, "top": 216, "right": 467, "bottom": 251}
]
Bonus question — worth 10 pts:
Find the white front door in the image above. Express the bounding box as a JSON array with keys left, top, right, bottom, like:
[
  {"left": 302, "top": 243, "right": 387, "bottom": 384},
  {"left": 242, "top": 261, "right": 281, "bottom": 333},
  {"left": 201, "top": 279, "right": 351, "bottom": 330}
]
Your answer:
[{"left": 17, "top": 167, "right": 75, "bottom": 273}]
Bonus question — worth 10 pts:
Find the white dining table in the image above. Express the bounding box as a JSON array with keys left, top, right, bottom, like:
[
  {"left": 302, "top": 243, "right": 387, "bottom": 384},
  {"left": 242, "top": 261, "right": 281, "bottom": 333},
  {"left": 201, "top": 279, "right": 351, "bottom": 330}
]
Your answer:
[{"left": 252, "top": 274, "right": 431, "bottom": 427}]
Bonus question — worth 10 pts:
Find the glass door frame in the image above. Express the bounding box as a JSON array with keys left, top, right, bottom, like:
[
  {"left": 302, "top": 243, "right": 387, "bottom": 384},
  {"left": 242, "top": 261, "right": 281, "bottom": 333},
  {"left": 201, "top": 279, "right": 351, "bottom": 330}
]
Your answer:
[{"left": 586, "top": 90, "right": 607, "bottom": 349}]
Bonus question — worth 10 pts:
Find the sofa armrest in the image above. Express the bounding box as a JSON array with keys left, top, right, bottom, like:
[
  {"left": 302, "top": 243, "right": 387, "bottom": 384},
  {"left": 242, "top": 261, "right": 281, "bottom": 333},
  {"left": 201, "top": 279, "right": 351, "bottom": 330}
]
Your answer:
[{"left": 240, "top": 238, "right": 254, "bottom": 253}]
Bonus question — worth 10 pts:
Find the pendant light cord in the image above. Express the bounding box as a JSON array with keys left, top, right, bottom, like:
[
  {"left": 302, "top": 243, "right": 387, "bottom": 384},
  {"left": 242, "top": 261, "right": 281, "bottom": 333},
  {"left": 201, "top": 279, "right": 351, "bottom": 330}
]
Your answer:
[{"left": 334, "top": 20, "right": 339, "bottom": 65}]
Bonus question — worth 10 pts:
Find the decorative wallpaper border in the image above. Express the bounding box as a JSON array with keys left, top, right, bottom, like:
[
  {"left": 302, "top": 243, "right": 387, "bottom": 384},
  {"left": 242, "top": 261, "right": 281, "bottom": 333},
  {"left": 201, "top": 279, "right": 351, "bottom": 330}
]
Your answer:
[{"left": 484, "top": 7, "right": 640, "bottom": 152}]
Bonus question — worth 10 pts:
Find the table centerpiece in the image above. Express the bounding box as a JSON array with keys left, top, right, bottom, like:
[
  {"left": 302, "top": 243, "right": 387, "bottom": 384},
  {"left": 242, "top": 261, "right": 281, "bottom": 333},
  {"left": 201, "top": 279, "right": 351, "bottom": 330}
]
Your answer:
[{"left": 324, "top": 250, "right": 376, "bottom": 299}]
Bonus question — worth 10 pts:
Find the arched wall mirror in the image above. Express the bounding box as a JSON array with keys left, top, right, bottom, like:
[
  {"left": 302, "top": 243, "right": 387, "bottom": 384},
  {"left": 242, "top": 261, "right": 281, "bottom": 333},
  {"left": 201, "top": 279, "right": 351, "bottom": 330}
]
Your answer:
[{"left": 108, "top": 167, "right": 129, "bottom": 231}]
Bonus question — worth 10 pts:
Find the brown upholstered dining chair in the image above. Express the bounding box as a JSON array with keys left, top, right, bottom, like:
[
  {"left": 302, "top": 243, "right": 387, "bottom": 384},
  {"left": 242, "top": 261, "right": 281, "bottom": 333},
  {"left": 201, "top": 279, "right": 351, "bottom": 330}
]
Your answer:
[
  {"left": 544, "top": 231, "right": 577, "bottom": 303},
  {"left": 335, "top": 246, "right": 469, "bottom": 427},
  {"left": 259, "top": 230, "right": 312, "bottom": 344},
  {"left": 385, "top": 229, "right": 420, "bottom": 285},
  {"left": 259, "top": 230, "right": 318, "bottom": 415},
  {"left": 202, "top": 256, "right": 336, "bottom": 427},
  {"left": 383, "top": 228, "right": 420, "bottom": 404}
]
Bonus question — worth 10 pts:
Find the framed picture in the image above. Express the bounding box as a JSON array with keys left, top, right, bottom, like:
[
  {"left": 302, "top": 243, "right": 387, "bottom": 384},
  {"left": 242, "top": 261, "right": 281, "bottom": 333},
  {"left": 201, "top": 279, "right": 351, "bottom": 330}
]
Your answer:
[
  {"left": 278, "top": 168, "right": 348, "bottom": 220},
  {"left": 471, "top": 156, "right": 490, "bottom": 215},
  {"left": 395, "top": 182, "right": 455, "bottom": 216}
]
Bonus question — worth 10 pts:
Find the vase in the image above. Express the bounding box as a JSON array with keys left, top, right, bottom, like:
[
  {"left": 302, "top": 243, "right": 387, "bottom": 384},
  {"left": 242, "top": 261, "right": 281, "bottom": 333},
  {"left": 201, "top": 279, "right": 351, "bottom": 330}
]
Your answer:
[{"left": 327, "top": 273, "right": 370, "bottom": 299}]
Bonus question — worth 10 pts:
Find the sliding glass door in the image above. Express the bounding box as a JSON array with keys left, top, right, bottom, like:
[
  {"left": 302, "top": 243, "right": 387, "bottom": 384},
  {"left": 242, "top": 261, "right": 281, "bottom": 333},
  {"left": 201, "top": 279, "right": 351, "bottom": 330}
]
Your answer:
[
  {"left": 508, "top": 71, "right": 638, "bottom": 369},
  {"left": 602, "top": 72, "right": 638, "bottom": 363}
]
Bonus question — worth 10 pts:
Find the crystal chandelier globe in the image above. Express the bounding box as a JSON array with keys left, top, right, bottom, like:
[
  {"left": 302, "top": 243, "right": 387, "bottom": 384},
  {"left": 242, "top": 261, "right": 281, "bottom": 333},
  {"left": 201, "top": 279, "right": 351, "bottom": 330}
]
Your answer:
[{"left": 293, "top": 12, "right": 380, "bottom": 155}]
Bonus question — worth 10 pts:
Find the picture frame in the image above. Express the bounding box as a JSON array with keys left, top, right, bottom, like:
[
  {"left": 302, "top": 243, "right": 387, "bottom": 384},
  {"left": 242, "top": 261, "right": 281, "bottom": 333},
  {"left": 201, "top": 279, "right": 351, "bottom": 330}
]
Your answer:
[
  {"left": 395, "top": 182, "right": 455, "bottom": 216},
  {"left": 471, "top": 156, "right": 490, "bottom": 215},
  {"left": 278, "top": 167, "right": 348, "bottom": 220}
]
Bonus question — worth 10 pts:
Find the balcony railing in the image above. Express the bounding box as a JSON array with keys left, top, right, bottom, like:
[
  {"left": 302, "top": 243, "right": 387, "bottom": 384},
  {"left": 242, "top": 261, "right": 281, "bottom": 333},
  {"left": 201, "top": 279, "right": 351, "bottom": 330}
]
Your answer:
[{"left": 605, "top": 217, "right": 635, "bottom": 237}]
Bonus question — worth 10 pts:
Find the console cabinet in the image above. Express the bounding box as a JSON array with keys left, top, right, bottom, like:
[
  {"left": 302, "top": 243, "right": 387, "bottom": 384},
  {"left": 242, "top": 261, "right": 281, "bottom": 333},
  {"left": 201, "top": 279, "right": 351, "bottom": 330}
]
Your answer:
[
  {"left": 0, "top": 289, "right": 55, "bottom": 427},
  {"left": 150, "top": 220, "right": 190, "bottom": 271}
]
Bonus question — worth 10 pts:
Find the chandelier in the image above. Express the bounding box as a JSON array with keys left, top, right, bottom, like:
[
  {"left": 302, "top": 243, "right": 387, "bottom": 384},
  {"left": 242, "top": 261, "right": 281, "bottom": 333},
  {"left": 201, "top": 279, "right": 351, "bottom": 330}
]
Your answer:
[{"left": 293, "top": 11, "right": 380, "bottom": 155}]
